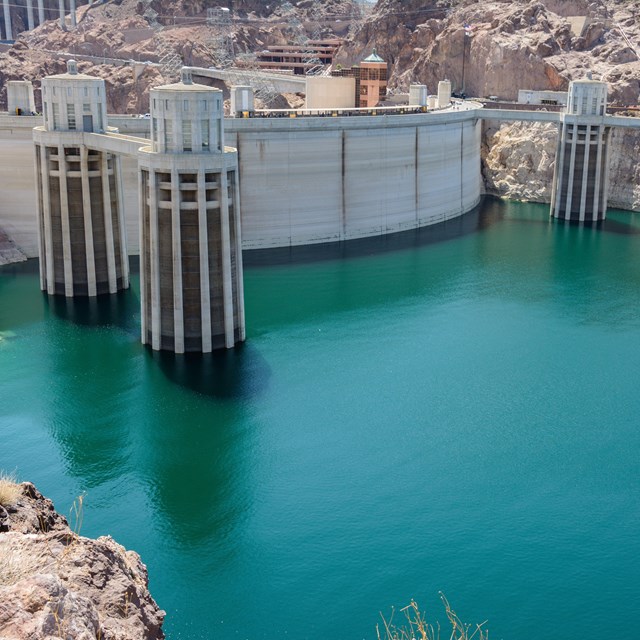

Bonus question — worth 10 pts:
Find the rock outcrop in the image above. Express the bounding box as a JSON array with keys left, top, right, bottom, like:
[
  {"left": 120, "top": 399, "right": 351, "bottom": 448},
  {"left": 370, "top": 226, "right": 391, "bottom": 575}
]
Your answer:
[
  {"left": 338, "top": 0, "right": 640, "bottom": 106},
  {"left": 0, "top": 483, "right": 165, "bottom": 640},
  {"left": 0, "top": 229, "right": 28, "bottom": 266},
  {"left": 482, "top": 120, "right": 640, "bottom": 210},
  {"left": 0, "top": 0, "right": 359, "bottom": 113}
]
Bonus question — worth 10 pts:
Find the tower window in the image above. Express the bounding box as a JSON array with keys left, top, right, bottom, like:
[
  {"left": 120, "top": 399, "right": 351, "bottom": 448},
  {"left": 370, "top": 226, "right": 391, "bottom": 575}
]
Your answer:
[
  {"left": 202, "top": 119, "right": 209, "bottom": 149},
  {"left": 165, "top": 118, "right": 173, "bottom": 149},
  {"left": 183, "top": 120, "right": 192, "bottom": 152},
  {"left": 67, "top": 104, "right": 76, "bottom": 130}
]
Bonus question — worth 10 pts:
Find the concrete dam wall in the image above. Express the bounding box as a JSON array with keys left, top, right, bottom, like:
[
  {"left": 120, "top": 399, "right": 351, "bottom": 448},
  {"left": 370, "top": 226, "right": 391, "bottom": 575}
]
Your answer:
[{"left": 0, "top": 109, "right": 482, "bottom": 258}]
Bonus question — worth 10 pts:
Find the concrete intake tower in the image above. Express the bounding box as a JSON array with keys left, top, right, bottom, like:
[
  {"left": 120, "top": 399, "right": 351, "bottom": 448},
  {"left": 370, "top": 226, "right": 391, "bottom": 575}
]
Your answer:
[
  {"left": 550, "top": 79, "right": 611, "bottom": 222},
  {"left": 34, "top": 60, "right": 129, "bottom": 296},
  {"left": 138, "top": 70, "right": 245, "bottom": 353}
]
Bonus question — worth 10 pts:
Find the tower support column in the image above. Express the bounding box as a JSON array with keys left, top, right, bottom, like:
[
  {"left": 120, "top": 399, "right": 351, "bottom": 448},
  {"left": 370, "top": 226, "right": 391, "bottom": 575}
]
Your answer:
[
  {"left": 197, "top": 167, "right": 212, "bottom": 352},
  {"left": 171, "top": 168, "right": 185, "bottom": 354},
  {"left": 3, "top": 0, "right": 13, "bottom": 40},
  {"left": 58, "top": 0, "right": 66, "bottom": 30},
  {"left": 57, "top": 144, "right": 74, "bottom": 297},
  {"left": 219, "top": 169, "right": 235, "bottom": 349},
  {"left": 80, "top": 146, "right": 97, "bottom": 296},
  {"left": 26, "top": 0, "right": 35, "bottom": 30}
]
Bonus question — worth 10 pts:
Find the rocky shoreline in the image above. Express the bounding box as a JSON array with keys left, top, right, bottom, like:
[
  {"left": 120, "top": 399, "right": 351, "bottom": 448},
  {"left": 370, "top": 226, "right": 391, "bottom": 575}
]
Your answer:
[
  {"left": 0, "top": 482, "right": 165, "bottom": 640},
  {"left": 482, "top": 121, "right": 640, "bottom": 211}
]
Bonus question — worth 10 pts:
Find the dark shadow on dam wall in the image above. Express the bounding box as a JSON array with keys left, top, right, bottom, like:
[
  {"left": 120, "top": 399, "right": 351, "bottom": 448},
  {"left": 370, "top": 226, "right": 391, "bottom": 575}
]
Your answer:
[{"left": 244, "top": 199, "right": 490, "bottom": 267}]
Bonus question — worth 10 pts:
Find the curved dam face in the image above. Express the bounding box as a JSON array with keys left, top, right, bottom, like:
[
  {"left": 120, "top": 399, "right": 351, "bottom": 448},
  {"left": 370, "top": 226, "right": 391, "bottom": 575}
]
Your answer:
[
  {"left": 226, "top": 110, "right": 482, "bottom": 248},
  {"left": 0, "top": 108, "right": 482, "bottom": 257}
]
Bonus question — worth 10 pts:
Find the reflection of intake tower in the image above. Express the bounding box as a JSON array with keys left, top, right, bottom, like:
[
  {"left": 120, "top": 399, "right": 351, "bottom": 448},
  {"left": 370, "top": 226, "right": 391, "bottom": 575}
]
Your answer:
[
  {"left": 551, "top": 79, "right": 611, "bottom": 222},
  {"left": 139, "top": 70, "right": 245, "bottom": 353},
  {"left": 34, "top": 61, "right": 129, "bottom": 296}
]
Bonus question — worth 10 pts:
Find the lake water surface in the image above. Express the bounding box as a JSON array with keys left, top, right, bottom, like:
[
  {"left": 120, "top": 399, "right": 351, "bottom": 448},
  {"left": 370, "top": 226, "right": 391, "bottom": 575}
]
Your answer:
[{"left": 1, "top": 198, "right": 639, "bottom": 639}]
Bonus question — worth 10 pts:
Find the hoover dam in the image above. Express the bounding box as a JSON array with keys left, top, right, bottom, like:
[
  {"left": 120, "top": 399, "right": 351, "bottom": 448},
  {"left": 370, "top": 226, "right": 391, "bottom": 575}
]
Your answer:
[{"left": 0, "top": 100, "right": 483, "bottom": 258}]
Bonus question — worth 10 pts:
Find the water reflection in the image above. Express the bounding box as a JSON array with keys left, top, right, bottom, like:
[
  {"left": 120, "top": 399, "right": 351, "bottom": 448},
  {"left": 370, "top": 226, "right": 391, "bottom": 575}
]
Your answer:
[
  {"left": 0, "top": 260, "right": 46, "bottom": 330},
  {"left": 149, "top": 344, "right": 271, "bottom": 400},
  {"left": 133, "top": 373, "right": 255, "bottom": 550},
  {"left": 39, "top": 316, "right": 138, "bottom": 488},
  {"left": 46, "top": 288, "right": 140, "bottom": 335}
]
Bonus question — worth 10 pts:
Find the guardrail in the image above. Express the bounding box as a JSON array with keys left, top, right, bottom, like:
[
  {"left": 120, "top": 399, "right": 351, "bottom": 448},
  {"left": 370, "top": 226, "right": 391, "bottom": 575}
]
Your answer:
[{"left": 239, "top": 105, "right": 430, "bottom": 118}]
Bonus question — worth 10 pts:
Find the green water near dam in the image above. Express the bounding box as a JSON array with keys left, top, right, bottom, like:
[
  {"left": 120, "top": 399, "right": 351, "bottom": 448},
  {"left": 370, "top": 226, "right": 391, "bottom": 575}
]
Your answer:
[{"left": 1, "top": 198, "right": 639, "bottom": 639}]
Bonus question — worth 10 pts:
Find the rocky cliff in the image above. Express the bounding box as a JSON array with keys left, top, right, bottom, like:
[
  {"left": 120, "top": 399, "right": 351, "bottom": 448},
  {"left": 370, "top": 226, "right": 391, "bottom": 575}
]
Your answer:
[
  {"left": 338, "top": 0, "right": 640, "bottom": 106},
  {"left": 482, "top": 120, "right": 640, "bottom": 210},
  {"left": 0, "top": 482, "right": 165, "bottom": 640}
]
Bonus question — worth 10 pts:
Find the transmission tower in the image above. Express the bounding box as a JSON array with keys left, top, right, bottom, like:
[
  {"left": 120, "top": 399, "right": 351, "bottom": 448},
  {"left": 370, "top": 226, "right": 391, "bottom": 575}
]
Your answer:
[
  {"left": 349, "top": 0, "right": 373, "bottom": 39},
  {"left": 235, "top": 53, "right": 281, "bottom": 107},
  {"left": 207, "top": 6, "right": 235, "bottom": 69},
  {"left": 281, "top": 1, "right": 327, "bottom": 75},
  {"left": 140, "top": 0, "right": 183, "bottom": 82}
]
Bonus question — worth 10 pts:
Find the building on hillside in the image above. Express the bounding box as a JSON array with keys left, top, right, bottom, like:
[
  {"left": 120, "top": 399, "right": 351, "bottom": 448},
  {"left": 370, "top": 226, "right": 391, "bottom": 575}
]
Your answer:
[
  {"left": 330, "top": 49, "right": 388, "bottom": 108},
  {"left": 518, "top": 89, "right": 568, "bottom": 106},
  {"left": 254, "top": 40, "right": 342, "bottom": 75}
]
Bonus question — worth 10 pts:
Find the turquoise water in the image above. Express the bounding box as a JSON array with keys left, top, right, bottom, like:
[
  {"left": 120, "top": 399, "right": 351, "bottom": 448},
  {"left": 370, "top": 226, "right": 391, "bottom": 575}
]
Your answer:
[{"left": 1, "top": 198, "right": 640, "bottom": 639}]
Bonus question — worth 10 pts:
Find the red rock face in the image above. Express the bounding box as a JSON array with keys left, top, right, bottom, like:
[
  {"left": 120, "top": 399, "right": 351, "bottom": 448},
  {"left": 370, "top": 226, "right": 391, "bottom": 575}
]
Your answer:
[
  {"left": 0, "top": 483, "right": 165, "bottom": 640},
  {"left": 0, "top": 0, "right": 359, "bottom": 112},
  {"left": 336, "top": 0, "right": 640, "bottom": 106}
]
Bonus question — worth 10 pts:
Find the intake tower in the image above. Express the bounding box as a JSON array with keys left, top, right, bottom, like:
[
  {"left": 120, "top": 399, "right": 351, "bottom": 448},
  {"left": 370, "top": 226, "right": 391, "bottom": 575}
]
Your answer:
[
  {"left": 550, "top": 79, "right": 611, "bottom": 222},
  {"left": 34, "top": 60, "right": 128, "bottom": 296},
  {"left": 138, "top": 69, "right": 245, "bottom": 353}
]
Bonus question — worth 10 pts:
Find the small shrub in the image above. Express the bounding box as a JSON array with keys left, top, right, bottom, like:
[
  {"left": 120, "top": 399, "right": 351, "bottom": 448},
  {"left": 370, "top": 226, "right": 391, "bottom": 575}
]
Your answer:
[
  {"left": 0, "top": 471, "right": 21, "bottom": 507},
  {"left": 377, "top": 593, "right": 488, "bottom": 640}
]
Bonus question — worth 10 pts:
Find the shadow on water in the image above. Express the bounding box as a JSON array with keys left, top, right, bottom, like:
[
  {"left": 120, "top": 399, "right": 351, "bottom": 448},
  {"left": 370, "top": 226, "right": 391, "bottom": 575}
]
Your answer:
[
  {"left": 45, "top": 287, "right": 140, "bottom": 335},
  {"left": 149, "top": 343, "right": 271, "bottom": 400},
  {"left": 244, "top": 199, "right": 495, "bottom": 267},
  {"left": 551, "top": 217, "right": 640, "bottom": 235}
]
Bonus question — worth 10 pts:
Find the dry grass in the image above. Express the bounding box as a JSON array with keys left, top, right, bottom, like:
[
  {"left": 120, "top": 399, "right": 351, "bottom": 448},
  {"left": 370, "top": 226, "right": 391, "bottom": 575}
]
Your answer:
[
  {"left": 0, "top": 471, "right": 21, "bottom": 507},
  {"left": 0, "top": 544, "right": 52, "bottom": 587},
  {"left": 377, "top": 593, "right": 488, "bottom": 640}
]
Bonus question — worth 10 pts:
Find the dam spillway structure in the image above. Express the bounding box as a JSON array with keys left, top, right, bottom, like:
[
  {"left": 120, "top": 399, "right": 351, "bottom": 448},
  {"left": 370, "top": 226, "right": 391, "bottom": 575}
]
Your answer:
[
  {"left": 138, "top": 69, "right": 245, "bottom": 353},
  {"left": 34, "top": 60, "right": 129, "bottom": 297},
  {"left": 550, "top": 78, "right": 611, "bottom": 222}
]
